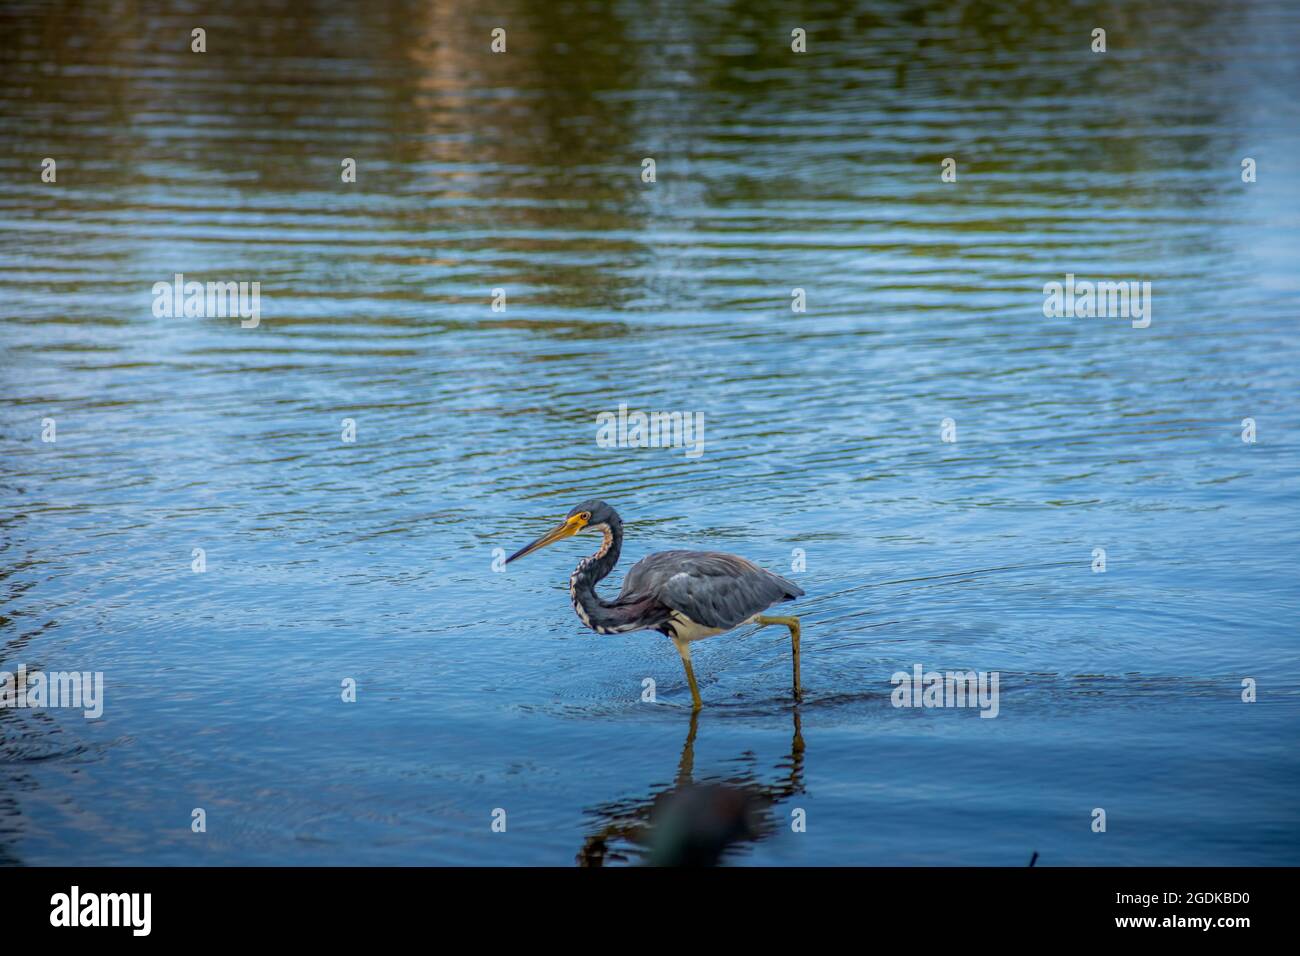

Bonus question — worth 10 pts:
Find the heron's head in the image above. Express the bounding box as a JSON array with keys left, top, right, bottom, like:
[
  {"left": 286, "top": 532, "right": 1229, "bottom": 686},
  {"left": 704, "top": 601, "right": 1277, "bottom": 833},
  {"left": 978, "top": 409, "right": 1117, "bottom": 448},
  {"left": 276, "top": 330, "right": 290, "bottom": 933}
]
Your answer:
[{"left": 506, "top": 499, "right": 619, "bottom": 564}]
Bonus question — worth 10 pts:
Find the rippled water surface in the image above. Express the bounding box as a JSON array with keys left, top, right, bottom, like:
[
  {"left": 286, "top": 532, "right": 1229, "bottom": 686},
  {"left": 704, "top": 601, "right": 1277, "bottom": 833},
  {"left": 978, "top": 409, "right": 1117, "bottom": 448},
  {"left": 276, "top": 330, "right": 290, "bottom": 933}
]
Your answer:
[{"left": 2, "top": 0, "right": 1298, "bottom": 865}]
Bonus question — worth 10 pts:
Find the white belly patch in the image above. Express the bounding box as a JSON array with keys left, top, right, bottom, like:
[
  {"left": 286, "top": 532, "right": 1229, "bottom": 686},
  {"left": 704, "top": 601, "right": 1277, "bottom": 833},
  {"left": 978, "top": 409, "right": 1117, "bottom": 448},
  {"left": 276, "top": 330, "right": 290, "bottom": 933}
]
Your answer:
[{"left": 667, "top": 611, "right": 731, "bottom": 643}]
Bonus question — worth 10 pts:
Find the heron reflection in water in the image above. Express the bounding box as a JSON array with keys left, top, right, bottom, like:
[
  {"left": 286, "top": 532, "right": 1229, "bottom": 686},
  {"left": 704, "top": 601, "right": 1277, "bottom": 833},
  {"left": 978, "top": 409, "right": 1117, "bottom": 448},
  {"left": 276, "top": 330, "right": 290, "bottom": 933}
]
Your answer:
[{"left": 576, "top": 708, "right": 807, "bottom": 867}]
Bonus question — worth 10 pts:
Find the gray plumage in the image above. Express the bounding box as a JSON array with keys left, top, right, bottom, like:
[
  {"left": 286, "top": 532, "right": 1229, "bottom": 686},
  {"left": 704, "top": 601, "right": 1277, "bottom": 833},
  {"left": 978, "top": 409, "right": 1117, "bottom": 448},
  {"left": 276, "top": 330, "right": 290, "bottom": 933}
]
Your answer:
[{"left": 620, "top": 550, "right": 804, "bottom": 632}]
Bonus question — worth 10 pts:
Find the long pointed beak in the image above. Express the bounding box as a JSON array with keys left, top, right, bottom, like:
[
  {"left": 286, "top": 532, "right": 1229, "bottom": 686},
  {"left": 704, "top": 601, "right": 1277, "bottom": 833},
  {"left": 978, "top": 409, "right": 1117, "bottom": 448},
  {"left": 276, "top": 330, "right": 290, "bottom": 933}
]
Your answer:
[{"left": 506, "top": 515, "right": 584, "bottom": 564}]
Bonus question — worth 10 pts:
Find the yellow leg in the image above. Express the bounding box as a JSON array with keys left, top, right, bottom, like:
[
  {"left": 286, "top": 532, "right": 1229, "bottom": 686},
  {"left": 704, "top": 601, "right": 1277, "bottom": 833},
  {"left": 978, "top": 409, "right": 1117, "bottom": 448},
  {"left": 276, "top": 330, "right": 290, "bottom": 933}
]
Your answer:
[
  {"left": 756, "top": 615, "right": 801, "bottom": 701},
  {"left": 672, "top": 638, "right": 703, "bottom": 710},
  {"left": 674, "top": 709, "right": 700, "bottom": 786}
]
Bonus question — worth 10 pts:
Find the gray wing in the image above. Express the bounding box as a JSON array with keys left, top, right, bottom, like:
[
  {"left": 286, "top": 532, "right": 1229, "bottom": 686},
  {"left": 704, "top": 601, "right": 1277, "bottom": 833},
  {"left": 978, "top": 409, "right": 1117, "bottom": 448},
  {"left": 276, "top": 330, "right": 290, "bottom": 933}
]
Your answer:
[{"left": 618, "top": 550, "right": 804, "bottom": 631}]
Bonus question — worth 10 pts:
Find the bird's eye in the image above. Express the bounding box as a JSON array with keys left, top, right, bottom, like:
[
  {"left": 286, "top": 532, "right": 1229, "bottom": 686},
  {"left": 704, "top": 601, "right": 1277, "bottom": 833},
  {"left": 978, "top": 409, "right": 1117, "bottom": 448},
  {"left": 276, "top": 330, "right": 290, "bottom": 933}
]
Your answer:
[{"left": 580, "top": 512, "right": 591, "bottom": 521}]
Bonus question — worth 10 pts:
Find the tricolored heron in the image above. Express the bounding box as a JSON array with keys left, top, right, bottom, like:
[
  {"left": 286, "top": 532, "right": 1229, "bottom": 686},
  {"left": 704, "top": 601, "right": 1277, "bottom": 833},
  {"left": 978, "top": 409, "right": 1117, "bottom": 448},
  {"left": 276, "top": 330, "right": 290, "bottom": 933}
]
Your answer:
[{"left": 506, "top": 500, "right": 805, "bottom": 709}]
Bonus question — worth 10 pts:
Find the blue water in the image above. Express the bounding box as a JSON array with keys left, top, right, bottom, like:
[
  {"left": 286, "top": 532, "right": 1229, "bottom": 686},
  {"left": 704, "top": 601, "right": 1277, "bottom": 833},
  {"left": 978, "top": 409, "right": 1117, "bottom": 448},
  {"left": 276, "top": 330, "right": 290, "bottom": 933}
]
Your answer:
[{"left": 1, "top": 0, "right": 1298, "bottom": 865}]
